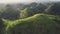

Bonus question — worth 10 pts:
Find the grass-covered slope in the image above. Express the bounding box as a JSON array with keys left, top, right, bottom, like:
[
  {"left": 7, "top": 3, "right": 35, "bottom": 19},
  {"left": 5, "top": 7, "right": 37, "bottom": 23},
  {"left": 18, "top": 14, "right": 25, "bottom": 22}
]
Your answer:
[{"left": 2, "top": 14, "right": 60, "bottom": 34}]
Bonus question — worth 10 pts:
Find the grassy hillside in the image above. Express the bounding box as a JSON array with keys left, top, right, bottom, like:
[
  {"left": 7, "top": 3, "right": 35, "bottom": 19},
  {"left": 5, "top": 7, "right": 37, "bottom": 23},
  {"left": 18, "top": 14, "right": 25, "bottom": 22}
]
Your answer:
[
  {"left": 2, "top": 14, "right": 60, "bottom": 34},
  {"left": 1, "top": 2, "right": 60, "bottom": 34}
]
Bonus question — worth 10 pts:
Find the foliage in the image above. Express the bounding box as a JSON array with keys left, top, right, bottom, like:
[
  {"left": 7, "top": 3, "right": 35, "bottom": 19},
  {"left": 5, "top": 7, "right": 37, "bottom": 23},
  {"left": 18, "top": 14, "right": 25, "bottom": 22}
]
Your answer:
[
  {"left": 46, "top": 2, "right": 60, "bottom": 15},
  {"left": 1, "top": 2, "right": 60, "bottom": 34},
  {"left": 20, "top": 8, "right": 28, "bottom": 18},
  {"left": 1, "top": 5, "right": 20, "bottom": 20},
  {"left": 2, "top": 14, "right": 60, "bottom": 34}
]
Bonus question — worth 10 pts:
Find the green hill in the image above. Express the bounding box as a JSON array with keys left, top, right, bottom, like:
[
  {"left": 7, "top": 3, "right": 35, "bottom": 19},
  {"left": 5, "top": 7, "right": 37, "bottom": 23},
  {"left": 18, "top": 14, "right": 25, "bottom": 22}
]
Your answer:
[{"left": 2, "top": 14, "right": 60, "bottom": 34}]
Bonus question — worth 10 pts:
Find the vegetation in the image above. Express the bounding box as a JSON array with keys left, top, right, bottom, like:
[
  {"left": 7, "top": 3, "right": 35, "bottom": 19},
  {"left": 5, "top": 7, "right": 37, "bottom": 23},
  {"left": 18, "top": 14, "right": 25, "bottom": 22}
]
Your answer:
[
  {"left": 0, "top": 2, "right": 60, "bottom": 34},
  {"left": 0, "top": 5, "right": 20, "bottom": 20},
  {"left": 1, "top": 14, "right": 60, "bottom": 34}
]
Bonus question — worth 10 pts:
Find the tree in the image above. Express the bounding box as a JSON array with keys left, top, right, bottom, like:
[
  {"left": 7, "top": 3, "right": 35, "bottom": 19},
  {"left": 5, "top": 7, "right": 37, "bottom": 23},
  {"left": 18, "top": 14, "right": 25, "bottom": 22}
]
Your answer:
[
  {"left": 47, "top": 2, "right": 60, "bottom": 15},
  {"left": 1, "top": 5, "right": 20, "bottom": 20},
  {"left": 20, "top": 8, "right": 28, "bottom": 18}
]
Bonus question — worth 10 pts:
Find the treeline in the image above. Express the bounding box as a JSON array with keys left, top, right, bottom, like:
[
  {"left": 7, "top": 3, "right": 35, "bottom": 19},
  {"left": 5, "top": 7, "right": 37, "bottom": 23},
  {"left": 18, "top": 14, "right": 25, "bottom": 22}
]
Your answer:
[{"left": 0, "top": 2, "right": 60, "bottom": 20}]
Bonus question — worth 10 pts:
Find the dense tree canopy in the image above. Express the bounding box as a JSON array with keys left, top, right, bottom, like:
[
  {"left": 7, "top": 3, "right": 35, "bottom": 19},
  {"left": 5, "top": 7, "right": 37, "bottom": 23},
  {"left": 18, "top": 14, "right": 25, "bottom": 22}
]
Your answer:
[
  {"left": 1, "top": 5, "right": 20, "bottom": 20},
  {"left": 0, "top": 2, "right": 60, "bottom": 34}
]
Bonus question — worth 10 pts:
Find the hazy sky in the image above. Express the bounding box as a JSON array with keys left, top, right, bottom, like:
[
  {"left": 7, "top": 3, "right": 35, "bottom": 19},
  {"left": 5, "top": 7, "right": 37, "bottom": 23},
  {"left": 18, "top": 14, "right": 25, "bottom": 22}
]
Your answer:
[{"left": 0, "top": 0, "right": 60, "bottom": 4}]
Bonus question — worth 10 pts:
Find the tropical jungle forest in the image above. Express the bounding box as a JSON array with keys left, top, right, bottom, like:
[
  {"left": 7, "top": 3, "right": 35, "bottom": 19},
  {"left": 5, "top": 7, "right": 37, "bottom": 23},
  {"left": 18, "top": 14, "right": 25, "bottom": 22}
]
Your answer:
[{"left": 0, "top": 1, "right": 60, "bottom": 34}]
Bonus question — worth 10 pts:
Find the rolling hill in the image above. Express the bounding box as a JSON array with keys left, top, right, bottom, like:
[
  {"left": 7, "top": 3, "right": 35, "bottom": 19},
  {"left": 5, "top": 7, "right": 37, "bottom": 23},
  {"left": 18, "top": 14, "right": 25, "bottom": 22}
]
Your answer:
[{"left": 2, "top": 14, "right": 60, "bottom": 34}]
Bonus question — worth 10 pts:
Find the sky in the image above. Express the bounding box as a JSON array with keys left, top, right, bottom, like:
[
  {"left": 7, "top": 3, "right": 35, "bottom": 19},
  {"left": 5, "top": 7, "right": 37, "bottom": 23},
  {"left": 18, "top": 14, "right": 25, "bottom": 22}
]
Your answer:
[{"left": 0, "top": 0, "right": 60, "bottom": 4}]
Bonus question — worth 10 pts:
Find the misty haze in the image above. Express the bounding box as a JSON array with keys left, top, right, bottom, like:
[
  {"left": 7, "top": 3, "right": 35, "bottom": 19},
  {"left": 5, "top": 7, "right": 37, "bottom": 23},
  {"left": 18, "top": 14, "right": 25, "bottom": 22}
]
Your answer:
[{"left": 0, "top": 0, "right": 60, "bottom": 34}]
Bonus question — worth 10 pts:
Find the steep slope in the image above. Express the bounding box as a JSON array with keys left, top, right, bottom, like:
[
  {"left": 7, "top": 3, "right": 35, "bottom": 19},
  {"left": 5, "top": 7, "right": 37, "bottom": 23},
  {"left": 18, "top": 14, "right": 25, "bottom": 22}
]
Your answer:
[
  {"left": 2, "top": 14, "right": 60, "bottom": 34},
  {"left": 45, "top": 2, "right": 60, "bottom": 15}
]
